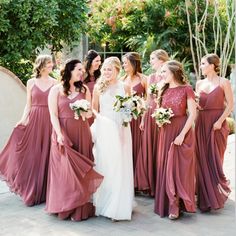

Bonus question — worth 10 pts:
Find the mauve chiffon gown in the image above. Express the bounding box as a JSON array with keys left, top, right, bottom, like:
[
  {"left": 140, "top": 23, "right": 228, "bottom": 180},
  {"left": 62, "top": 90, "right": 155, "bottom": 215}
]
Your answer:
[
  {"left": 85, "top": 76, "right": 96, "bottom": 126},
  {"left": 154, "top": 85, "right": 196, "bottom": 217},
  {"left": 45, "top": 92, "right": 103, "bottom": 221},
  {"left": 0, "top": 84, "right": 53, "bottom": 206},
  {"left": 130, "top": 82, "right": 145, "bottom": 174},
  {"left": 135, "top": 74, "right": 161, "bottom": 196},
  {"left": 195, "top": 85, "right": 231, "bottom": 212}
]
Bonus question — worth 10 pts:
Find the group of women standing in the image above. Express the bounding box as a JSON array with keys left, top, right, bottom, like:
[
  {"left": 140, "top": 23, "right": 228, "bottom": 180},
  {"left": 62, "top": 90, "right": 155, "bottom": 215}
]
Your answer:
[{"left": 0, "top": 49, "right": 234, "bottom": 222}]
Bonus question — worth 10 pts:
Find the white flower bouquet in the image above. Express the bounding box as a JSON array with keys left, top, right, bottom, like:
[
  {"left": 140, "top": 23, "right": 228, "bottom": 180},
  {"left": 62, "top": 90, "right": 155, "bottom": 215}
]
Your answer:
[
  {"left": 151, "top": 107, "right": 174, "bottom": 127},
  {"left": 113, "top": 95, "right": 146, "bottom": 127},
  {"left": 148, "top": 83, "right": 159, "bottom": 96},
  {"left": 69, "top": 99, "right": 91, "bottom": 120}
]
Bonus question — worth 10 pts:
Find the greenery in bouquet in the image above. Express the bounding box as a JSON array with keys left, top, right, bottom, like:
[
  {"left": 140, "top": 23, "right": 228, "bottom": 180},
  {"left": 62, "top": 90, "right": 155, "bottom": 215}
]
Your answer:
[
  {"left": 151, "top": 107, "right": 174, "bottom": 127},
  {"left": 113, "top": 95, "right": 146, "bottom": 126},
  {"left": 148, "top": 83, "right": 159, "bottom": 96}
]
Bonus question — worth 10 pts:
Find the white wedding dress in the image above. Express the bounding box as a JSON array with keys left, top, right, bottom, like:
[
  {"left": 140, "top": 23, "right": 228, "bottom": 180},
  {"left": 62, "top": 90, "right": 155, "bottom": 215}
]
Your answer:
[{"left": 91, "top": 81, "right": 134, "bottom": 220}]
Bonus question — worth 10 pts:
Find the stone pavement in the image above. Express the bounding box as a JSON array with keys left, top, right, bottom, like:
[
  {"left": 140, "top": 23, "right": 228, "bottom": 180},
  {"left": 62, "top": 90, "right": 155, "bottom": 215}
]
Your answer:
[{"left": 0, "top": 135, "right": 235, "bottom": 236}]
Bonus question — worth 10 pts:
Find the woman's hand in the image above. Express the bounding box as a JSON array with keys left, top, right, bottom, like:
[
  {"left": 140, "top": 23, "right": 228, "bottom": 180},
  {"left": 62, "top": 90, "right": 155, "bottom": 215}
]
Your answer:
[
  {"left": 139, "top": 120, "right": 144, "bottom": 131},
  {"left": 174, "top": 134, "right": 185, "bottom": 146},
  {"left": 213, "top": 120, "right": 223, "bottom": 130},
  {"left": 15, "top": 117, "right": 29, "bottom": 127},
  {"left": 57, "top": 133, "right": 64, "bottom": 146}
]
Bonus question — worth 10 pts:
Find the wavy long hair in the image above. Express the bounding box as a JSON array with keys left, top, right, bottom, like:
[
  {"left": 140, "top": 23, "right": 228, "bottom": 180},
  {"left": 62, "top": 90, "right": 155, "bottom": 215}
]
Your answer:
[
  {"left": 83, "top": 50, "right": 101, "bottom": 84},
  {"left": 122, "top": 52, "right": 142, "bottom": 79},
  {"left": 158, "top": 60, "right": 188, "bottom": 106},
  {"left": 61, "top": 59, "right": 87, "bottom": 96}
]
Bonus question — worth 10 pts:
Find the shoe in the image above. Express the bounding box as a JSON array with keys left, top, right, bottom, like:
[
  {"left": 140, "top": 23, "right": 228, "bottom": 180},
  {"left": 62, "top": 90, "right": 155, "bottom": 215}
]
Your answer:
[{"left": 168, "top": 214, "right": 179, "bottom": 220}]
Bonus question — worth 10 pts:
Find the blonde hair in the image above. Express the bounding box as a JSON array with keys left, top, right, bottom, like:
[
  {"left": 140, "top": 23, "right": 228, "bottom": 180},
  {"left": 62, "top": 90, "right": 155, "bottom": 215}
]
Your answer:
[
  {"left": 102, "top": 56, "right": 121, "bottom": 73},
  {"left": 97, "top": 57, "right": 121, "bottom": 94},
  {"left": 151, "top": 49, "right": 169, "bottom": 62},
  {"left": 33, "top": 54, "right": 52, "bottom": 78}
]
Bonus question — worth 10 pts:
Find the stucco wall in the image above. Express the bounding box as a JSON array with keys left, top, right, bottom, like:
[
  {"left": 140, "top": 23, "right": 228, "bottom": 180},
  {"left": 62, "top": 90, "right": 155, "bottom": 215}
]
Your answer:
[{"left": 0, "top": 66, "right": 26, "bottom": 149}]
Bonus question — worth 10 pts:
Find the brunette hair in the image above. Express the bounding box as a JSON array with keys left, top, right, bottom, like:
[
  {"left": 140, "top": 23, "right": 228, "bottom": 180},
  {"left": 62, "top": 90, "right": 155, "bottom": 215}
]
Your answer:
[
  {"left": 61, "top": 59, "right": 86, "bottom": 96},
  {"left": 158, "top": 60, "right": 188, "bottom": 106},
  {"left": 122, "top": 52, "right": 142, "bottom": 77},
  {"left": 203, "top": 53, "right": 220, "bottom": 74},
  {"left": 83, "top": 50, "right": 101, "bottom": 83}
]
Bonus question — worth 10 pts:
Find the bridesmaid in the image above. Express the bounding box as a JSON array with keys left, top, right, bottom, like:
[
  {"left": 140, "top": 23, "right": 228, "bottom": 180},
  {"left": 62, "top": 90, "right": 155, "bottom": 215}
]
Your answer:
[
  {"left": 195, "top": 53, "right": 233, "bottom": 212},
  {"left": 45, "top": 59, "right": 103, "bottom": 221},
  {"left": 83, "top": 49, "right": 102, "bottom": 125},
  {"left": 135, "top": 49, "right": 169, "bottom": 196},
  {"left": 0, "top": 55, "right": 57, "bottom": 206},
  {"left": 121, "top": 52, "right": 147, "bottom": 175},
  {"left": 83, "top": 49, "right": 102, "bottom": 96},
  {"left": 154, "top": 60, "right": 196, "bottom": 220}
]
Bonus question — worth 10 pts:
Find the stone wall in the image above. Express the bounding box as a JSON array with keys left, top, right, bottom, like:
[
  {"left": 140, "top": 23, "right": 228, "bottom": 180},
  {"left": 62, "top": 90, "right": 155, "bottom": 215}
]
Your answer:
[{"left": 0, "top": 66, "right": 26, "bottom": 149}]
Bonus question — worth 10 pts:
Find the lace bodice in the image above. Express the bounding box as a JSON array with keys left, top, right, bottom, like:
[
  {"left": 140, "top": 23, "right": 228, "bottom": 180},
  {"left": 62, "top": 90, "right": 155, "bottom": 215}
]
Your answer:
[
  {"left": 99, "top": 81, "right": 126, "bottom": 124},
  {"left": 161, "top": 85, "right": 195, "bottom": 117}
]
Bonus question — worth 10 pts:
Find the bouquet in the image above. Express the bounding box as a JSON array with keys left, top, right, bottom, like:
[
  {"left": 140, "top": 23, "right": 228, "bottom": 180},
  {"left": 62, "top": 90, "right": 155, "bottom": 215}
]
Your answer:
[
  {"left": 69, "top": 99, "right": 90, "bottom": 120},
  {"left": 113, "top": 95, "right": 146, "bottom": 127},
  {"left": 148, "top": 83, "right": 159, "bottom": 96},
  {"left": 151, "top": 107, "right": 174, "bottom": 127}
]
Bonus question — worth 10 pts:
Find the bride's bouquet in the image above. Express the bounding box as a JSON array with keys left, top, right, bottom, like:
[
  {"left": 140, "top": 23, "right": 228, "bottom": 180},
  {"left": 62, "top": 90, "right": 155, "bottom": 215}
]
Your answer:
[
  {"left": 151, "top": 107, "right": 174, "bottom": 127},
  {"left": 113, "top": 95, "right": 146, "bottom": 127},
  {"left": 69, "top": 99, "right": 90, "bottom": 121}
]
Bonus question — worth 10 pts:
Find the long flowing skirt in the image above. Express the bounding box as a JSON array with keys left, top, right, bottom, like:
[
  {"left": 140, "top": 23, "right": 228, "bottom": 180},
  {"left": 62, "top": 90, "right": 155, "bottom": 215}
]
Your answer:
[
  {"left": 0, "top": 106, "right": 51, "bottom": 206},
  {"left": 196, "top": 110, "right": 231, "bottom": 211},
  {"left": 154, "top": 116, "right": 196, "bottom": 217},
  {"left": 135, "top": 107, "right": 158, "bottom": 196},
  {"left": 46, "top": 118, "right": 103, "bottom": 221},
  {"left": 91, "top": 115, "right": 134, "bottom": 220}
]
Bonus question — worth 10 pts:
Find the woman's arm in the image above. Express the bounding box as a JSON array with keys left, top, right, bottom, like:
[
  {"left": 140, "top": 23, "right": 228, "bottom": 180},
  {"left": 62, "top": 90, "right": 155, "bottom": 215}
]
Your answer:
[
  {"left": 174, "top": 98, "right": 197, "bottom": 145},
  {"left": 92, "top": 86, "right": 100, "bottom": 117},
  {"left": 48, "top": 85, "right": 64, "bottom": 145},
  {"left": 140, "top": 75, "right": 152, "bottom": 131},
  {"left": 141, "top": 74, "right": 148, "bottom": 92},
  {"left": 213, "top": 78, "right": 234, "bottom": 130},
  {"left": 84, "top": 85, "right": 93, "bottom": 118},
  {"left": 16, "top": 79, "right": 34, "bottom": 126}
]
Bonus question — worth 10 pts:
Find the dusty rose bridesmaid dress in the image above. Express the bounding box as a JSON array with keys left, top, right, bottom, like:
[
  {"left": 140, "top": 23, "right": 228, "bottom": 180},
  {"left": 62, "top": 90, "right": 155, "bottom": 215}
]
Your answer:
[
  {"left": 45, "top": 92, "right": 103, "bottom": 221},
  {"left": 195, "top": 86, "right": 231, "bottom": 212},
  {"left": 135, "top": 74, "right": 160, "bottom": 196},
  {"left": 85, "top": 75, "right": 96, "bottom": 126},
  {"left": 154, "top": 85, "right": 196, "bottom": 217},
  {"left": 0, "top": 84, "right": 53, "bottom": 206},
  {"left": 130, "top": 82, "right": 145, "bottom": 174}
]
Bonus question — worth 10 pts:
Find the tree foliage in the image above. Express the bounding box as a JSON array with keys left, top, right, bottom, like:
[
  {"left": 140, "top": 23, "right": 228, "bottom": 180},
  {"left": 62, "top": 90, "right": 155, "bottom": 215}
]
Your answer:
[
  {"left": 0, "top": 0, "right": 88, "bottom": 83},
  {"left": 88, "top": 0, "right": 231, "bottom": 74}
]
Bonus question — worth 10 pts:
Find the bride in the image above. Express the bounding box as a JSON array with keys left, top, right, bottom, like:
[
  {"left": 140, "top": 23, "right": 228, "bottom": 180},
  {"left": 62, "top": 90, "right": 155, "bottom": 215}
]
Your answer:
[{"left": 91, "top": 57, "right": 134, "bottom": 221}]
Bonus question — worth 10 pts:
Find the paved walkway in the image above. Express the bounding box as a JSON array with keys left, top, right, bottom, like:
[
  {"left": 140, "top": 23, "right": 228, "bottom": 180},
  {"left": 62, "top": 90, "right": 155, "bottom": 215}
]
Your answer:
[{"left": 0, "top": 135, "right": 235, "bottom": 236}]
